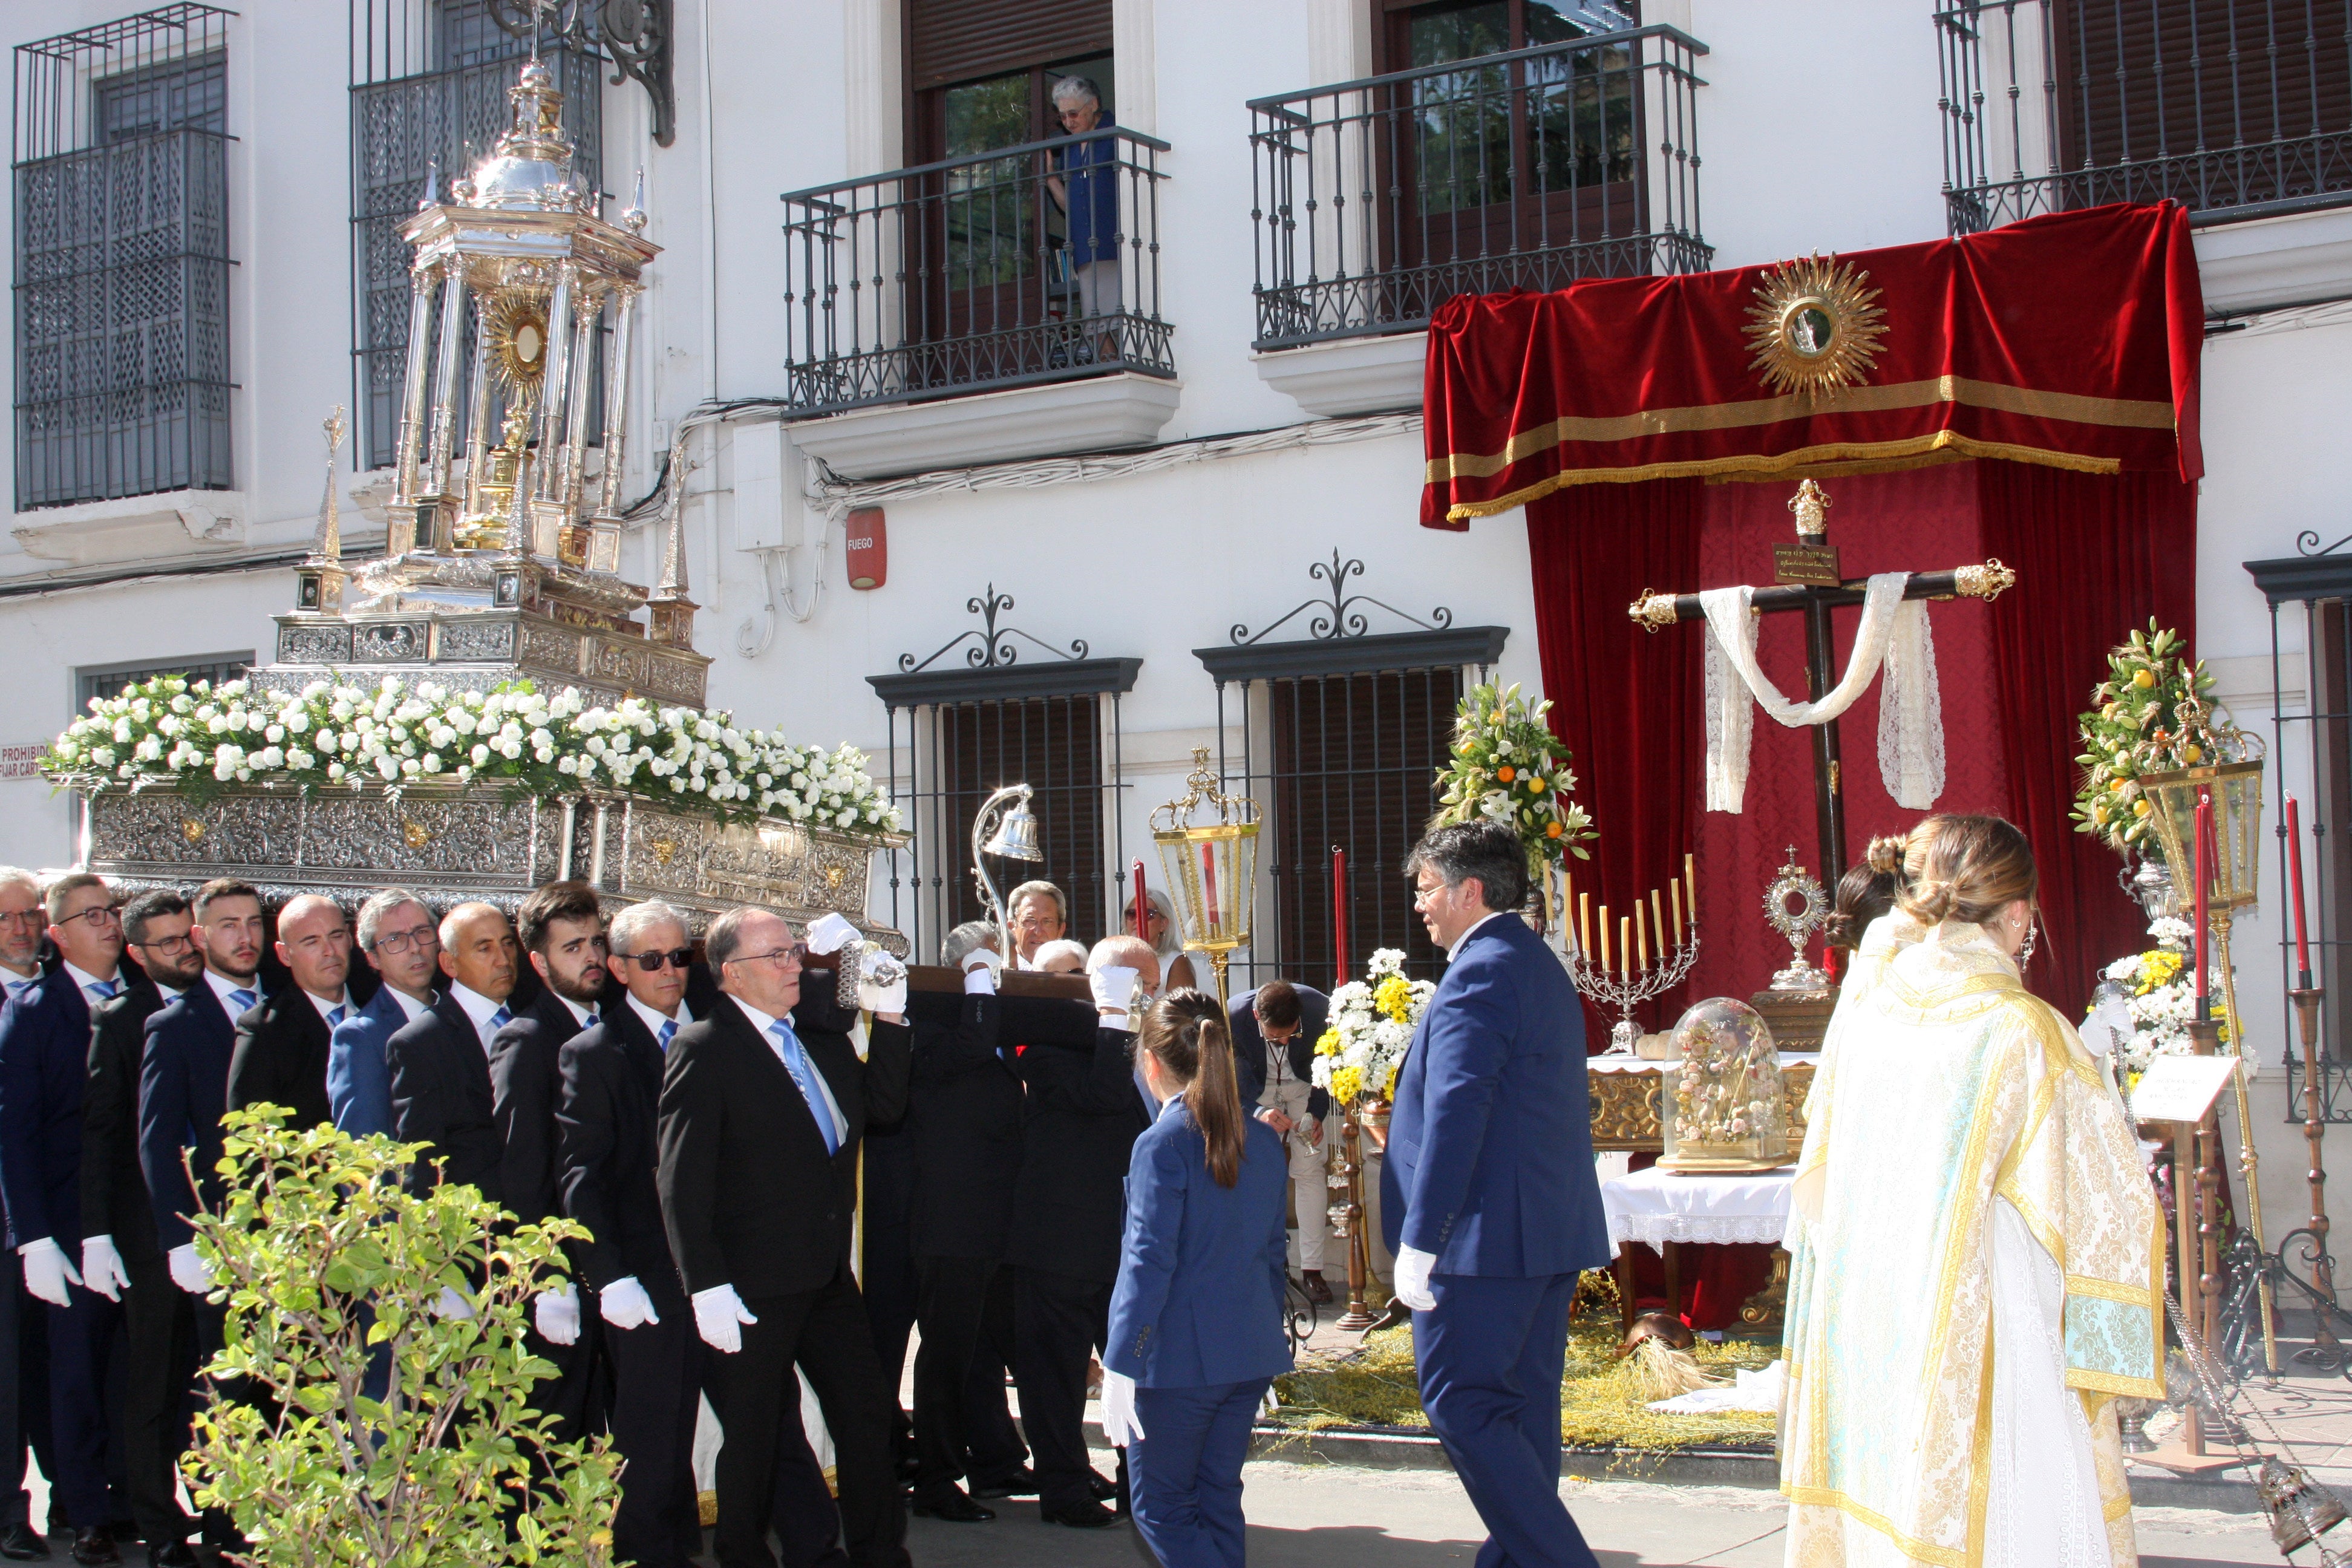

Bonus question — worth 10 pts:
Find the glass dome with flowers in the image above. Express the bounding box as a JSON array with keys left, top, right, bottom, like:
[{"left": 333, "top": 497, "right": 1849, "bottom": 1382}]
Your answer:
[{"left": 1660, "top": 996, "right": 1789, "bottom": 1172}]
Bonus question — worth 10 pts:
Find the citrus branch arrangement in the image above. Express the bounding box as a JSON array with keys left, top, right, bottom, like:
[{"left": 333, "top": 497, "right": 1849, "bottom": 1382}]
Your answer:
[
  {"left": 2071, "top": 622, "right": 2244, "bottom": 860},
  {"left": 1430, "top": 682, "right": 1597, "bottom": 879}
]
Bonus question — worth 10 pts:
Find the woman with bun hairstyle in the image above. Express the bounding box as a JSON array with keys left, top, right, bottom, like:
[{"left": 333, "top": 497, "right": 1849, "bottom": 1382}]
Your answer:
[
  {"left": 1100, "top": 990, "right": 1291, "bottom": 1567},
  {"left": 1780, "top": 815, "right": 2161, "bottom": 1568}
]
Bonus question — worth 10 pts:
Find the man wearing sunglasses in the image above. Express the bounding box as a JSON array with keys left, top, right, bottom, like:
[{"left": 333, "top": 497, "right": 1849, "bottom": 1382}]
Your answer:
[
  {"left": 327, "top": 890, "right": 442, "bottom": 1140},
  {"left": 489, "top": 881, "right": 610, "bottom": 1442},
  {"left": 0, "top": 874, "right": 128, "bottom": 1566},
  {"left": 79, "top": 889, "right": 203, "bottom": 1567},
  {"left": 658, "top": 906, "right": 911, "bottom": 1568}
]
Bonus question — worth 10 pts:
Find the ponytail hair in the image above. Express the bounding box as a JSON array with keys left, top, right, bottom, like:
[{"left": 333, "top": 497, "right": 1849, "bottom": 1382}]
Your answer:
[{"left": 1140, "top": 989, "right": 1247, "bottom": 1187}]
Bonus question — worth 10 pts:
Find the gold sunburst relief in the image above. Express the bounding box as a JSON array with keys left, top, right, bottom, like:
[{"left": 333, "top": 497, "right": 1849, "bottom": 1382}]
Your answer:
[
  {"left": 1743, "top": 253, "right": 1887, "bottom": 402},
  {"left": 483, "top": 293, "right": 553, "bottom": 396}
]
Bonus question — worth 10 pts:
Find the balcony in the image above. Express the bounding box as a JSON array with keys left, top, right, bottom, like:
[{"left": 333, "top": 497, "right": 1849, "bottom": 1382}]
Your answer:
[
  {"left": 1246, "top": 24, "right": 1711, "bottom": 354},
  {"left": 779, "top": 126, "right": 1174, "bottom": 420},
  {"left": 1938, "top": 0, "right": 2352, "bottom": 236}
]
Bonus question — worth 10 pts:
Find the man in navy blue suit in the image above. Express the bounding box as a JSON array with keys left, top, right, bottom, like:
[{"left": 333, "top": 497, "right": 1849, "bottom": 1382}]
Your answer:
[
  {"left": 327, "top": 890, "right": 442, "bottom": 1139},
  {"left": 0, "top": 873, "right": 128, "bottom": 1567},
  {"left": 1382, "top": 820, "right": 1609, "bottom": 1568}
]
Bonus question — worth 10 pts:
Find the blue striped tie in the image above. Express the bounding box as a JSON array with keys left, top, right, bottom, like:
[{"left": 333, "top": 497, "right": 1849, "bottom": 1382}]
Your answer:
[
  {"left": 656, "top": 1019, "right": 678, "bottom": 1052},
  {"left": 768, "top": 1020, "right": 839, "bottom": 1156},
  {"left": 88, "top": 979, "right": 117, "bottom": 1001},
  {"left": 327, "top": 1004, "right": 348, "bottom": 1028},
  {"left": 489, "top": 1005, "right": 512, "bottom": 1031},
  {"left": 228, "top": 988, "right": 257, "bottom": 1014}
]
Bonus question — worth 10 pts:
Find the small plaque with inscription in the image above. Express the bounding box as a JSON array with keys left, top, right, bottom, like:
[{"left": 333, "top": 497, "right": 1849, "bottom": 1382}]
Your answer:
[{"left": 1773, "top": 544, "right": 1842, "bottom": 586}]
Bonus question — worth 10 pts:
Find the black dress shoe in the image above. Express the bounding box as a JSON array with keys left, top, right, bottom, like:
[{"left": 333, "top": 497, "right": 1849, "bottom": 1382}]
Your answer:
[
  {"left": 910, "top": 1493, "right": 995, "bottom": 1523},
  {"left": 0, "top": 1524, "right": 46, "bottom": 1561},
  {"left": 969, "top": 1466, "right": 1037, "bottom": 1500},
  {"left": 68, "top": 1529, "right": 118, "bottom": 1568},
  {"left": 150, "top": 1545, "right": 197, "bottom": 1568},
  {"left": 1039, "top": 1500, "right": 1118, "bottom": 1529},
  {"left": 1085, "top": 1469, "right": 1118, "bottom": 1502}
]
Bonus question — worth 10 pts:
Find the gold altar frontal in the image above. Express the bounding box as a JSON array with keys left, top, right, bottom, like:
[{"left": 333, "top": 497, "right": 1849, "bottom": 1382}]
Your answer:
[{"left": 1590, "top": 1059, "right": 1816, "bottom": 1154}]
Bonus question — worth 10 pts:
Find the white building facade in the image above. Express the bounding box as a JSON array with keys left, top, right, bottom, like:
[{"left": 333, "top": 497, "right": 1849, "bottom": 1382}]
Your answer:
[{"left": 4, "top": 0, "right": 2352, "bottom": 1226}]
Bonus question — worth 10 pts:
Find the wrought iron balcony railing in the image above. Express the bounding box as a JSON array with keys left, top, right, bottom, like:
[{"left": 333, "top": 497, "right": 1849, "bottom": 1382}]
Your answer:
[
  {"left": 1938, "top": 0, "right": 2352, "bottom": 235},
  {"left": 1247, "top": 24, "right": 1710, "bottom": 353},
  {"left": 780, "top": 126, "right": 1172, "bottom": 417}
]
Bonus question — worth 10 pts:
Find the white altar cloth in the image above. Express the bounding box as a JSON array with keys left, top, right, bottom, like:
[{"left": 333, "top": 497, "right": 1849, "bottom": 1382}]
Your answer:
[{"left": 1601, "top": 1164, "right": 1795, "bottom": 1252}]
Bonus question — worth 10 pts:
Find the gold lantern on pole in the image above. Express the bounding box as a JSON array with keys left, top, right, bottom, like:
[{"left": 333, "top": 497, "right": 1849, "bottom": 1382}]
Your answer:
[
  {"left": 2139, "top": 753, "right": 2276, "bottom": 1372},
  {"left": 1152, "top": 748, "right": 1259, "bottom": 1007}
]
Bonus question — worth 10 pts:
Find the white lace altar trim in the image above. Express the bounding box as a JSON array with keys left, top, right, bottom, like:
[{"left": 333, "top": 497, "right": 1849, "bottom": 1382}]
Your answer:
[{"left": 1611, "top": 1214, "right": 1792, "bottom": 1251}]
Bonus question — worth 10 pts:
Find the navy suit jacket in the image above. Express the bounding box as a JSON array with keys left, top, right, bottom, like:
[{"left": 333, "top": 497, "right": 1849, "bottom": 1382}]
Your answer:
[
  {"left": 0, "top": 967, "right": 102, "bottom": 1250},
  {"left": 328, "top": 985, "right": 418, "bottom": 1140},
  {"left": 385, "top": 991, "right": 504, "bottom": 1202},
  {"left": 1379, "top": 913, "right": 1609, "bottom": 1277},
  {"left": 1230, "top": 984, "right": 1332, "bottom": 1122},
  {"left": 1105, "top": 1100, "right": 1292, "bottom": 1388},
  {"left": 140, "top": 978, "right": 247, "bottom": 1251}
]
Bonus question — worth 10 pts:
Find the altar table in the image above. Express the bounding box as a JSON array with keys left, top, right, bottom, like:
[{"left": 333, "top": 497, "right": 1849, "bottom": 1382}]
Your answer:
[{"left": 1599, "top": 1165, "right": 1796, "bottom": 1335}]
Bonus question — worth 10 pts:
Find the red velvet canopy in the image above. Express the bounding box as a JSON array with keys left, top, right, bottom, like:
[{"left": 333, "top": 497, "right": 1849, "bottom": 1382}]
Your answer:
[{"left": 1420, "top": 203, "right": 2204, "bottom": 527}]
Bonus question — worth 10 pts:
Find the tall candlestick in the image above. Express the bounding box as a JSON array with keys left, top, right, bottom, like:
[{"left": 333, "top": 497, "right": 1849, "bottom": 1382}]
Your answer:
[
  {"left": 1579, "top": 892, "right": 1592, "bottom": 958},
  {"left": 1619, "top": 916, "right": 1632, "bottom": 980},
  {"left": 1598, "top": 906, "right": 1610, "bottom": 972},
  {"left": 1635, "top": 902, "right": 1648, "bottom": 972},
  {"left": 1132, "top": 859, "right": 1148, "bottom": 949},
  {"left": 2194, "top": 792, "right": 2212, "bottom": 1018},
  {"left": 1670, "top": 880, "right": 1685, "bottom": 948},
  {"left": 1563, "top": 871, "right": 1575, "bottom": 950},
  {"left": 1202, "top": 841, "right": 1221, "bottom": 932},
  {"left": 1332, "top": 846, "right": 1349, "bottom": 988},
  {"left": 2290, "top": 794, "right": 2313, "bottom": 986},
  {"left": 1650, "top": 888, "right": 1667, "bottom": 958},
  {"left": 1684, "top": 853, "right": 1697, "bottom": 933}
]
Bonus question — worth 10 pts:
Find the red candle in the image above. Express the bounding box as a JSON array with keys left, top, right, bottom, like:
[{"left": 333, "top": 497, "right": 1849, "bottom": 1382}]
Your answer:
[
  {"left": 1332, "top": 846, "right": 1350, "bottom": 989},
  {"left": 1201, "top": 841, "right": 1220, "bottom": 932},
  {"left": 2194, "top": 791, "right": 2212, "bottom": 1013},
  {"left": 2290, "top": 794, "right": 2313, "bottom": 984},
  {"left": 1131, "top": 858, "right": 1148, "bottom": 946}
]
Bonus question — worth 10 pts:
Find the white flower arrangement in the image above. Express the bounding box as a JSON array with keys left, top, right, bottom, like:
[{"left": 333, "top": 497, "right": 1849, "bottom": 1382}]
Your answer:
[
  {"left": 2097, "top": 917, "right": 2244, "bottom": 1084},
  {"left": 1310, "top": 947, "right": 1436, "bottom": 1107},
  {"left": 43, "top": 673, "right": 902, "bottom": 835}
]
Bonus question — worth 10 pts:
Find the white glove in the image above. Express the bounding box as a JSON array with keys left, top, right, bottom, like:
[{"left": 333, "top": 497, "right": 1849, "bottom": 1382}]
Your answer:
[
  {"left": 1100, "top": 1368, "right": 1145, "bottom": 1448},
  {"left": 1089, "top": 964, "right": 1139, "bottom": 1019},
  {"left": 534, "top": 1284, "right": 581, "bottom": 1346},
  {"left": 960, "top": 946, "right": 1001, "bottom": 995},
  {"left": 598, "top": 1275, "right": 661, "bottom": 1331},
  {"left": 1393, "top": 1245, "right": 1438, "bottom": 1312},
  {"left": 431, "top": 1285, "right": 475, "bottom": 1321},
  {"left": 693, "top": 1282, "right": 758, "bottom": 1354},
  {"left": 18, "top": 1237, "right": 81, "bottom": 1308},
  {"left": 168, "top": 1243, "right": 214, "bottom": 1296},
  {"left": 803, "top": 913, "right": 860, "bottom": 956},
  {"left": 80, "top": 1236, "right": 129, "bottom": 1302},
  {"left": 857, "top": 950, "right": 909, "bottom": 1017}
]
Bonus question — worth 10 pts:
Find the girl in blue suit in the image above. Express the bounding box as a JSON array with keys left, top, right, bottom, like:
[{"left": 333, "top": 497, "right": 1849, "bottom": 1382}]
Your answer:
[{"left": 1103, "top": 990, "right": 1292, "bottom": 1568}]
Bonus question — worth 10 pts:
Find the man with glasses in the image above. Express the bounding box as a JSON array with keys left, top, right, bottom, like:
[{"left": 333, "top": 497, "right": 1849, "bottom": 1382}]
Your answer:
[
  {"left": 490, "top": 881, "right": 611, "bottom": 1440},
  {"left": 384, "top": 903, "right": 519, "bottom": 1204},
  {"left": 77, "top": 889, "right": 201, "bottom": 1568},
  {"left": 1229, "top": 979, "right": 1336, "bottom": 1305},
  {"left": 0, "top": 874, "right": 127, "bottom": 1566},
  {"left": 0, "top": 870, "right": 46, "bottom": 1562},
  {"left": 225, "top": 895, "right": 355, "bottom": 1132},
  {"left": 657, "top": 906, "right": 911, "bottom": 1568},
  {"left": 0, "top": 870, "right": 47, "bottom": 1003},
  {"left": 328, "top": 890, "right": 442, "bottom": 1140}
]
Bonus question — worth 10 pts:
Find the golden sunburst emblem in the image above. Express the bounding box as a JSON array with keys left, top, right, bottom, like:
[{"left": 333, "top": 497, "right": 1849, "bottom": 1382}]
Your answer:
[
  {"left": 1743, "top": 253, "right": 1887, "bottom": 401},
  {"left": 483, "top": 293, "right": 553, "bottom": 396}
]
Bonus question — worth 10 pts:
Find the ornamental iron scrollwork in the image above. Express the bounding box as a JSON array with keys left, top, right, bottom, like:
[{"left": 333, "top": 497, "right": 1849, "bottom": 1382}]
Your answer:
[
  {"left": 486, "top": 0, "right": 676, "bottom": 147},
  {"left": 898, "top": 586, "right": 1089, "bottom": 672},
  {"left": 2298, "top": 528, "right": 2352, "bottom": 558},
  {"left": 1229, "top": 550, "right": 1457, "bottom": 645}
]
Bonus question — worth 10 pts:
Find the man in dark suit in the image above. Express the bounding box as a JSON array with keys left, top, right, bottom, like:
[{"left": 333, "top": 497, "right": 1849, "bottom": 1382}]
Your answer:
[
  {"left": 555, "top": 900, "right": 698, "bottom": 1568},
  {"left": 1385, "top": 822, "right": 1610, "bottom": 1568},
  {"left": 0, "top": 874, "right": 127, "bottom": 1567},
  {"left": 140, "top": 877, "right": 269, "bottom": 1564},
  {"left": 1229, "top": 979, "right": 1337, "bottom": 1304},
  {"left": 80, "top": 889, "right": 201, "bottom": 1567},
  {"left": 658, "top": 906, "right": 912, "bottom": 1568},
  {"left": 489, "top": 881, "right": 609, "bottom": 1435},
  {"left": 384, "top": 903, "right": 517, "bottom": 1207},
  {"left": 1005, "top": 935, "right": 1158, "bottom": 1529},
  {"left": 225, "top": 895, "right": 356, "bottom": 1130},
  {"left": 0, "top": 871, "right": 50, "bottom": 1563},
  {"left": 327, "top": 891, "right": 442, "bottom": 1139}
]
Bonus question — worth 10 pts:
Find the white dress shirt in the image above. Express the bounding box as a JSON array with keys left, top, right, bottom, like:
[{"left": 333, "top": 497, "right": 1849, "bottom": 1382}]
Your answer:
[
  {"left": 729, "top": 995, "right": 848, "bottom": 1145},
  {"left": 448, "top": 983, "right": 511, "bottom": 1056},
  {"left": 550, "top": 991, "right": 597, "bottom": 1030},
  {"left": 383, "top": 987, "right": 432, "bottom": 1024},
  {"left": 61, "top": 961, "right": 120, "bottom": 1006},
  {"left": 203, "top": 968, "right": 260, "bottom": 1016},
  {"left": 627, "top": 993, "right": 691, "bottom": 1044},
  {"left": 1446, "top": 910, "right": 1510, "bottom": 964},
  {"left": 304, "top": 988, "right": 351, "bottom": 1027}
]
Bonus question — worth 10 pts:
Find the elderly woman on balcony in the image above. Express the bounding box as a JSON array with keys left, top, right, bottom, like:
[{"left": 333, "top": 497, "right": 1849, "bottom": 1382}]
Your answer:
[{"left": 1044, "top": 75, "right": 1121, "bottom": 362}]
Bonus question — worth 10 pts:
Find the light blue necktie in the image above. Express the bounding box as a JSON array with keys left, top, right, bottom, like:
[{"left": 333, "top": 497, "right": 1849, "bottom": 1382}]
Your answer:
[
  {"left": 227, "top": 988, "right": 257, "bottom": 1014},
  {"left": 489, "top": 1005, "right": 512, "bottom": 1031},
  {"left": 768, "top": 1020, "right": 839, "bottom": 1156},
  {"left": 3, "top": 979, "right": 28, "bottom": 1001},
  {"left": 327, "top": 1004, "right": 348, "bottom": 1028},
  {"left": 87, "top": 979, "right": 117, "bottom": 1002},
  {"left": 656, "top": 1019, "right": 678, "bottom": 1052}
]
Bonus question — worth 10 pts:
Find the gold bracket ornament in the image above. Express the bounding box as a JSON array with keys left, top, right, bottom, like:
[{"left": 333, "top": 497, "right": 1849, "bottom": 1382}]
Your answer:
[
  {"left": 1950, "top": 560, "right": 2018, "bottom": 601},
  {"left": 401, "top": 820, "right": 433, "bottom": 850},
  {"left": 1630, "top": 589, "right": 1681, "bottom": 633},
  {"left": 180, "top": 818, "right": 205, "bottom": 844},
  {"left": 1745, "top": 253, "right": 1887, "bottom": 402}
]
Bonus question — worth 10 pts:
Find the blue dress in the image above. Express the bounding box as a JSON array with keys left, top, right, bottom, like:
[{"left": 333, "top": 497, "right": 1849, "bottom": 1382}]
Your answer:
[{"left": 1057, "top": 122, "right": 1123, "bottom": 269}]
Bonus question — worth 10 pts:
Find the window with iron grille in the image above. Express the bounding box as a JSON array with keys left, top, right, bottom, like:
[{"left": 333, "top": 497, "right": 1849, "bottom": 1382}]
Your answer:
[
  {"left": 349, "top": 0, "right": 605, "bottom": 471},
  {"left": 13, "top": 5, "right": 235, "bottom": 511},
  {"left": 868, "top": 593, "right": 1137, "bottom": 966},
  {"left": 74, "top": 648, "right": 250, "bottom": 713},
  {"left": 1198, "top": 593, "right": 1507, "bottom": 990}
]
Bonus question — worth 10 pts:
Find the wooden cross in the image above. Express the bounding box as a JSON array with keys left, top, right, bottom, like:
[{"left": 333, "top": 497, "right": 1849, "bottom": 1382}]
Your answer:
[{"left": 1627, "top": 480, "right": 2017, "bottom": 890}]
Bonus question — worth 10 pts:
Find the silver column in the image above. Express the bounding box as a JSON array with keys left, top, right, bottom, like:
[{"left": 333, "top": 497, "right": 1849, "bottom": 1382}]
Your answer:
[
  {"left": 422, "top": 258, "right": 470, "bottom": 499},
  {"left": 457, "top": 284, "right": 498, "bottom": 540},
  {"left": 535, "top": 261, "right": 578, "bottom": 501},
  {"left": 391, "top": 265, "right": 440, "bottom": 506},
  {"left": 597, "top": 283, "right": 640, "bottom": 517},
  {"left": 559, "top": 287, "right": 599, "bottom": 512}
]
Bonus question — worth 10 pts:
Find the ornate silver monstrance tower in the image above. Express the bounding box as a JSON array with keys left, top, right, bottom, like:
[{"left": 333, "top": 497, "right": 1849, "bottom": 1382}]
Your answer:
[{"left": 267, "top": 53, "right": 701, "bottom": 707}]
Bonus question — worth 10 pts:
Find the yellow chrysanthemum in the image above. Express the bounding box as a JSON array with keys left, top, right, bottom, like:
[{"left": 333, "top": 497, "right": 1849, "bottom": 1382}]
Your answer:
[
  {"left": 1374, "top": 975, "right": 1414, "bottom": 1024},
  {"left": 1330, "top": 1065, "right": 1365, "bottom": 1105},
  {"left": 1313, "top": 1028, "right": 1341, "bottom": 1057}
]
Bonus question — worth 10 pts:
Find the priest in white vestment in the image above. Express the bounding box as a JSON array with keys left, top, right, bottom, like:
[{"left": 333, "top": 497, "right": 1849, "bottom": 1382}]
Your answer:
[{"left": 1780, "top": 814, "right": 2163, "bottom": 1568}]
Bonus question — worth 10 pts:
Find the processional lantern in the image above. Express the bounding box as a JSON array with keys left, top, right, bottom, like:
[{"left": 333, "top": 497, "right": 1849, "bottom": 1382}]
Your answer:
[
  {"left": 1153, "top": 748, "right": 1260, "bottom": 1005},
  {"left": 972, "top": 784, "right": 1044, "bottom": 963},
  {"left": 2139, "top": 757, "right": 2265, "bottom": 915}
]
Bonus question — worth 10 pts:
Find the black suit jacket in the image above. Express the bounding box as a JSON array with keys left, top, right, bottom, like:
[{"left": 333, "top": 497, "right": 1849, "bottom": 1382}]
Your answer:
[
  {"left": 227, "top": 988, "right": 341, "bottom": 1129},
  {"left": 906, "top": 993, "right": 1022, "bottom": 1261},
  {"left": 385, "top": 991, "right": 503, "bottom": 1201},
  {"left": 489, "top": 990, "right": 593, "bottom": 1227},
  {"left": 80, "top": 977, "right": 165, "bottom": 1253},
  {"left": 1002, "top": 1024, "right": 1153, "bottom": 1285},
  {"left": 140, "top": 978, "right": 247, "bottom": 1250},
  {"left": 1230, "top": 984, "right": 1333, "bottom": 1122},
  {"left": 657, "top": 993, "right": 911, "bottom": 1299},
  {"left": 556, "top": 1000, "right": 681, "bottom": 1299}
]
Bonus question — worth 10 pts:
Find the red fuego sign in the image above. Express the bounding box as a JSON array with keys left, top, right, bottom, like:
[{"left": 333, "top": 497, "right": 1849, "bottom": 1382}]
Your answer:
[{"left": 846, "top": 508, "right": 886, "bottom": 590}]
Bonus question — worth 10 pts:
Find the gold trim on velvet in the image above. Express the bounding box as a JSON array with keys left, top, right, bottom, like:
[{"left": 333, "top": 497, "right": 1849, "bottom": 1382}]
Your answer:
[{"left": 1439, "top": 430, "right": 2124, "bottom": 520}]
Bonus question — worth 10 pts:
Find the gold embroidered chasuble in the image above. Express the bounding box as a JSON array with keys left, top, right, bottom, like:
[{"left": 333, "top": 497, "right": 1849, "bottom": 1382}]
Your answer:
[{"left": 1779, "top": 921, "right": 2163, "bottom": 1567}]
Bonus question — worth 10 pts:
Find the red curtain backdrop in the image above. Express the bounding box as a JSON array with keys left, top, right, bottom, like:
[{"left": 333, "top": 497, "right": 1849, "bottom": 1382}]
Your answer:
[{"left": 1426, "top": 203, "right": 2203, "bottom": 526}]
